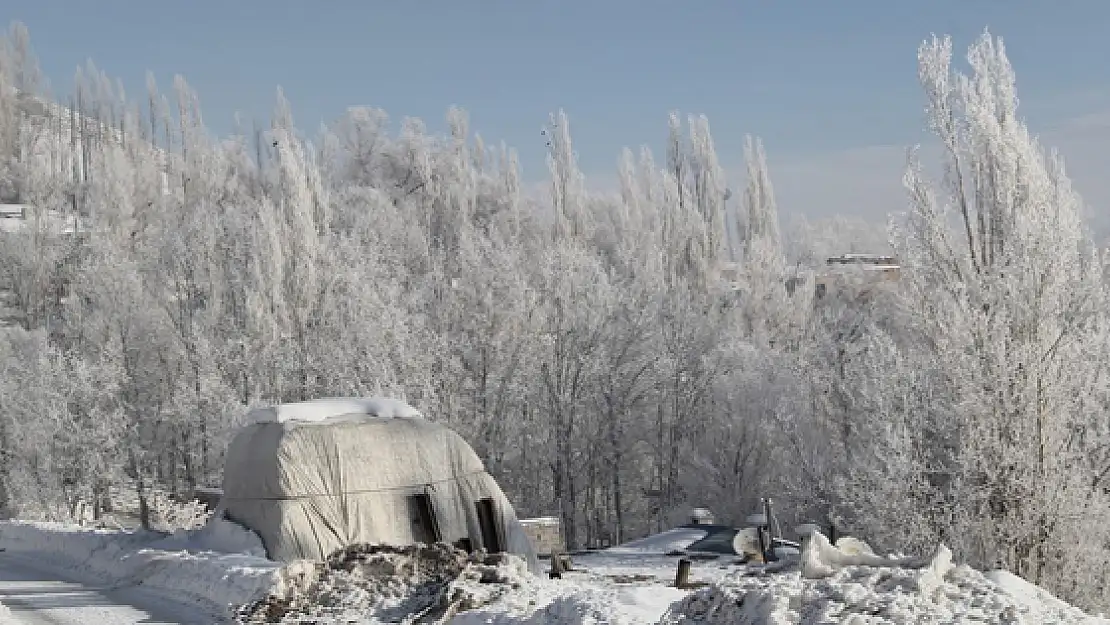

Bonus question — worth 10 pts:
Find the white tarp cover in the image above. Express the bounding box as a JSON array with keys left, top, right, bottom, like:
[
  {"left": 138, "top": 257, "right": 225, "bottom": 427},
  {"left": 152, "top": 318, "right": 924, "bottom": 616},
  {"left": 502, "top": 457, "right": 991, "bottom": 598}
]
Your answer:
[{"left": 221, "top": 406, "right": 538, "bottom": 574}]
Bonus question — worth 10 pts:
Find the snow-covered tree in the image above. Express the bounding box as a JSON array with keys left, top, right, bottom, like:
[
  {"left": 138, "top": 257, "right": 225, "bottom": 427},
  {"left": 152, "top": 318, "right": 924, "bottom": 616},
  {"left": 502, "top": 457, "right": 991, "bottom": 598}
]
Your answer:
[
  {"left": 898, "top": 31, "right": 1110, "bottom": 597},
  {"left": 785, "top": 31, "right": 1110, "bottom": 610},
  {"left": 740, "top": 135, "right": 781, "bottom": 267}
]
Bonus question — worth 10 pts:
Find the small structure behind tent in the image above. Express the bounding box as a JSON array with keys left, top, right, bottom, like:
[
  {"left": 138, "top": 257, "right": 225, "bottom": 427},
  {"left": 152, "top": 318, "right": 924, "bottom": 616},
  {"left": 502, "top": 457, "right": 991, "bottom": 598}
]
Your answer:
[
  {"left": 689, "top": 507, "right": 715, "bottom": 526},
  {"left": 519, "top": 516, "right": 565, "bottom": 557}
]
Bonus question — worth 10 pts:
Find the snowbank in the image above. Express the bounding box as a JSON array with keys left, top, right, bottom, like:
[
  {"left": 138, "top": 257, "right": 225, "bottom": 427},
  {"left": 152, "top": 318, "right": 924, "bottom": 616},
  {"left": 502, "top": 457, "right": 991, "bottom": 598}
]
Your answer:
[
  {"left": 0, "top": 518, "right": 279, "bottom": 619},
  {"left": 662, "top": 531, "right": 1110, "bottom": 624},
  {"left": 985, "top": 570, "right": 1102, "bottom": 624},
  {"left": 3, "top": 519, "right": 1104, "bottom": 625},
  {"left": 149, "top": 515, "right": 268, "bottom": 557},
  {"left": 455, "top": 585, "right": 689, "bottom": 625},
  {"left": 245, "top": 396, "right": 423, "bottom": 424}
]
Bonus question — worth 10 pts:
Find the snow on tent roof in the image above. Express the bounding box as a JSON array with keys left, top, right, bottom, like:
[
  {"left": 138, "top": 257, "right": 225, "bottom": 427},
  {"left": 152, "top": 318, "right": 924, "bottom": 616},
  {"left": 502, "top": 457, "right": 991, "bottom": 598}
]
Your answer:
[{"left": 244, "top": 397, "right": 423, "bottom": 425}]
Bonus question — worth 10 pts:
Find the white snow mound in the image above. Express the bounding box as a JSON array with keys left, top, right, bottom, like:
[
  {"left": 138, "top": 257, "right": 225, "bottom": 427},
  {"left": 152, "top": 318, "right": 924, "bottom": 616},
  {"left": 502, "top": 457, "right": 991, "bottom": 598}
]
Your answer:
[
  {"left": 662, "top": 531, "right": 1110, "bottom": 624},
  {"left": 151, "top": 516, "right": 269, "bottom": 558},
  {"left": 800, "top": 530, "right": 912, "bottom": 578},
  {"left": 458, "top": 585, "right": 687, "bottom": 625},
  {"left": 245, "top": 396, "right": 423, "bottom": 425},
  {"left": 0, "top": 519, "right": 279, "bottom": 620}
]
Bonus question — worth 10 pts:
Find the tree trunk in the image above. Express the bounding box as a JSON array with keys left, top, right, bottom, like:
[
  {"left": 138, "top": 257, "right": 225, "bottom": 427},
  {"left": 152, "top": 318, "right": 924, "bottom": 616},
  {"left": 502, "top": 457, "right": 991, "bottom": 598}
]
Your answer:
[
  {"left": 609, "top": 406, "right": 625, "bottom": 545},
  {"left": 130, "top": 447, "right": 152, "bottom": 531}
]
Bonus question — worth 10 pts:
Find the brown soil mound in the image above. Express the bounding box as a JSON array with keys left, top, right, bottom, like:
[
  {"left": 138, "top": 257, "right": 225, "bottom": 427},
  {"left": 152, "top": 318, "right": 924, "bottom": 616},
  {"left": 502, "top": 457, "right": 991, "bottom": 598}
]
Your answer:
[{"left": 234, "top": 543, "right": 525, "bottom": 624}]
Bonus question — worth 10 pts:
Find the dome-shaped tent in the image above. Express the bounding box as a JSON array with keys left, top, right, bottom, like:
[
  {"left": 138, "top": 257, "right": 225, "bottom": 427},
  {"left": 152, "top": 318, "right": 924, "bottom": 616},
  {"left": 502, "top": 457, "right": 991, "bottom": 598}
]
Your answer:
[{"left": 219, "top": 398, "right": 538, "bottom": 573}]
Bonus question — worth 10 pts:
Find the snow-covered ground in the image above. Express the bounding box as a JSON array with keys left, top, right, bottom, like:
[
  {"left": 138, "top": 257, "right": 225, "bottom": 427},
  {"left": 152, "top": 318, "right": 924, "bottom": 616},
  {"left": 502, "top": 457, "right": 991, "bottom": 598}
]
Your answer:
[
  {"left": 659, "top": 532, "right": 1110, "bottom": 624},
  {"left": 0, "top": 518, "right": 1105, "bottom": 624},
  {"left": 0, "top": 552, "right": 206, "bottom": 624},
  {"left": 0, "top": 519, "right": 279, "bottom": 622}
]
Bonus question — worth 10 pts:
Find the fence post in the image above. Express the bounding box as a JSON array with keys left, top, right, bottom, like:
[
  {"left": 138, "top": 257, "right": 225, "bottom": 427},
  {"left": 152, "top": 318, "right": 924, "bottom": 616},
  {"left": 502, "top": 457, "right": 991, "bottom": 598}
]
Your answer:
[{"left": 675, "top": 558, "right": 692, "bottom": 588}]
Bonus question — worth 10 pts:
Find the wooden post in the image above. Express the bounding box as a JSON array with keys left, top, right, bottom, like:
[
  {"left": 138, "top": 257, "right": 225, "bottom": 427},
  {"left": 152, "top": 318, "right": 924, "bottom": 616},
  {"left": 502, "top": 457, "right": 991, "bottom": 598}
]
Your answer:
[
  {"left": 549, "top": 552, "right": 568, "bottom": 579},
  {"left": 763, "top": 498, "right": 777, "bottom": 563},
  {"left": 675, "top": 558, "right": 692, "bottom": 588},
  {"left": 756, "top": 498, "right": 769, "bottom": 563}
]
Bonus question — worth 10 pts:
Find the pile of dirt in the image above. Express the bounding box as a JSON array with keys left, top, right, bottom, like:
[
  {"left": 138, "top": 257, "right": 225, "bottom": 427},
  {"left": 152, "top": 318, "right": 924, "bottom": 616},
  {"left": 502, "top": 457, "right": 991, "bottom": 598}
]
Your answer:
[{"left": 234, "top": 543, "right": 529, "bottom": 624}]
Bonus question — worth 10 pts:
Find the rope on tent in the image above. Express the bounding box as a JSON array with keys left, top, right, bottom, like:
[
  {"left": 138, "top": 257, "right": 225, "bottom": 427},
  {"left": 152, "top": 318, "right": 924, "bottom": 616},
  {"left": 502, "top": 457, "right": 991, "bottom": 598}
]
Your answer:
[{"left": 220, "top": 469, "right": 490, "bottom": 501}]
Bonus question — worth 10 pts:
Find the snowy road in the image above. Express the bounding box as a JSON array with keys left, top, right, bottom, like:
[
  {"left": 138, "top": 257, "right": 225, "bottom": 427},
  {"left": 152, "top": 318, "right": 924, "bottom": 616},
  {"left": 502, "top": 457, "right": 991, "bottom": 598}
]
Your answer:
[{"left": 0, "top": 552, "right": 212, "bottom": 624}]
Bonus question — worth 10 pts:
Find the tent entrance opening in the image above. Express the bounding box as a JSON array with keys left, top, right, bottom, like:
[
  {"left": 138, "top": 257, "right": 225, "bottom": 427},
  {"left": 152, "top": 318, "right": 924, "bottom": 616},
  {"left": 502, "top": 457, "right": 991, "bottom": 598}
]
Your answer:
[
  {"left": 408, "top": 493, "right": 440, "bottom": 544},
  {"left": 475, "top": 498, "right": 503, "bottom": 552}
]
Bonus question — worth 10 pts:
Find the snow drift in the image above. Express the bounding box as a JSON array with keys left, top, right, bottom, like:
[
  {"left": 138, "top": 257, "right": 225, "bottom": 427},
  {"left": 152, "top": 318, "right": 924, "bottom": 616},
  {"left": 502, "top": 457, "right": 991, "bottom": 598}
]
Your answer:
[
  {"left": 661, "top": 531, "right": 1110, "bottom": 624},
  {"left": 0, "top": 519, "right": 280, "bottom": 619}
]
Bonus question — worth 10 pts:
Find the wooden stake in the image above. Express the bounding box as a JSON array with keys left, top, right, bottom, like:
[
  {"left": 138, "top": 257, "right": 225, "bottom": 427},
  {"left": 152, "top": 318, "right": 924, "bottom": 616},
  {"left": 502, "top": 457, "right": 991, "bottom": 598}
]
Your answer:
[{"left": 675, "top": 558, "right": 692, "bottom": 588}]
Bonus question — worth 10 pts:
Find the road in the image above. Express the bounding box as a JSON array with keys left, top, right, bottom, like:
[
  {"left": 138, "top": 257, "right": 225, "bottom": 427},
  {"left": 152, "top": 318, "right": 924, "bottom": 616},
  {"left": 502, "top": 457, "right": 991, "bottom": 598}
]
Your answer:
[{"left": 0, "top": 551, "right": 213, "bottom": 624}]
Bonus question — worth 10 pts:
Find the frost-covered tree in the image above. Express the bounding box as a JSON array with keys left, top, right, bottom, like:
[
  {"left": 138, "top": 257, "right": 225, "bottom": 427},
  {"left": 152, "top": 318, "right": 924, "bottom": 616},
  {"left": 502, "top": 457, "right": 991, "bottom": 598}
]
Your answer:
[
  {"left": 662, "top": 112, "right": 727, "bottom": 283},
  {"left": 740, "top": 135, "right": 781, "bottom": 267},
  {"left": 898, "top": 31, "right": 1110, "bottom": 596},
  {"left": 734, "top": 135, "right": 801, "bottom": 345},
  {"left": 788, "top": 31, "right": 1110, "bottom": 610}
]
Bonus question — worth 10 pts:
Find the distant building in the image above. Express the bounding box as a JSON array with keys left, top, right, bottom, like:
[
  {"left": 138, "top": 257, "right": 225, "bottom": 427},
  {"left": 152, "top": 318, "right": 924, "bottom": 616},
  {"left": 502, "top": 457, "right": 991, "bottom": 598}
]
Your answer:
[
  {"left": 689, "top": 507, "right": 715, "bottom": 526},
  {"left": 815, "top": 253, "right": 900, "bottom": 299},
  {"left": 0, "top": 205, "right": 27, "bottom": 219}
]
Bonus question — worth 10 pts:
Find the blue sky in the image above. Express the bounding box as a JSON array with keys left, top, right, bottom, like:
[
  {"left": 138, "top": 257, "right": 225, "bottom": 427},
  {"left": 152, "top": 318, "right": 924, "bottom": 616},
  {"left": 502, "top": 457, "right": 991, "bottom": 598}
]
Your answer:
[{"left": 7, "top": 0, "right": 1110, "bottom": 223}]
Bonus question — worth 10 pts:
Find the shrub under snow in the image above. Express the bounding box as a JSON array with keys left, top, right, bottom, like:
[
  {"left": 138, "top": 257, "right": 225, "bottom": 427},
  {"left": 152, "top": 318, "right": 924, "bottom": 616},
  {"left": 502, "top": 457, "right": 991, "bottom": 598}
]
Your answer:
[{"left": 147, "top": 490, "right": 214, "bottom": 533}]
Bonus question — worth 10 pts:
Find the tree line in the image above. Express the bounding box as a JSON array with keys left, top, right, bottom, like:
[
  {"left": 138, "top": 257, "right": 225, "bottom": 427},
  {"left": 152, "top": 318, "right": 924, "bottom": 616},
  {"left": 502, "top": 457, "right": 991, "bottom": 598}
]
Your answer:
[{"left": 1, "top": 22, "right": 1108, "bottom": 611}]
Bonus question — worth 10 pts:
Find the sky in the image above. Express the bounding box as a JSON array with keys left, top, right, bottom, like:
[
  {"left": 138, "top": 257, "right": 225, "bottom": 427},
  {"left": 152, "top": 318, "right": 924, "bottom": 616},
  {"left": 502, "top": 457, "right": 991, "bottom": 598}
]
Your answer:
[{"left": 6, "top": 0, "right": 1110, "bottom": 227}]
